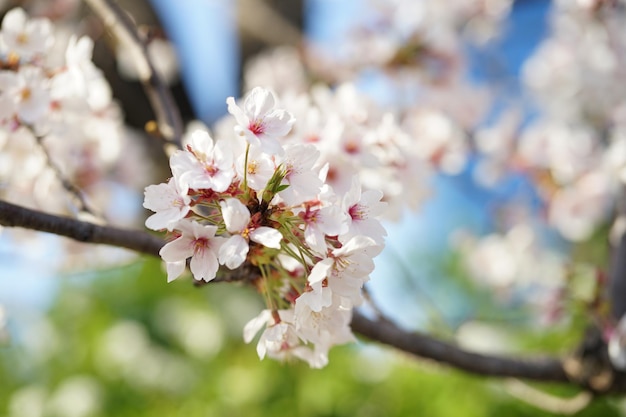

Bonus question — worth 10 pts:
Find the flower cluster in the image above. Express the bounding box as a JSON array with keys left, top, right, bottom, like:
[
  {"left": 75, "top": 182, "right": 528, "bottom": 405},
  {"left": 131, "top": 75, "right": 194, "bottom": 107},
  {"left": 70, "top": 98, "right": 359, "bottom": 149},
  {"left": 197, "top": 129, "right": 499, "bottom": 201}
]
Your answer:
[
  {"left": 144, "top": 87, "right": 387, "bottom": 367},
  {"left": 0, "top": 8, "right": 127, "bottom": 216}
]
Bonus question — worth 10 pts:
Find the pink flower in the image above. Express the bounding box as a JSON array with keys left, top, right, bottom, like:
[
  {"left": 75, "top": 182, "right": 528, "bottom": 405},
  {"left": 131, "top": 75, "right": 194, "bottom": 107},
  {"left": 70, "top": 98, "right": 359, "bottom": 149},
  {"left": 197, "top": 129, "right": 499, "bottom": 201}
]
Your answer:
[
  {"left": 227, "top": 87, "right": 295, "bottom": 156},
  {"left": 159, "top": 219, "right": 225, "bottom": 282}
]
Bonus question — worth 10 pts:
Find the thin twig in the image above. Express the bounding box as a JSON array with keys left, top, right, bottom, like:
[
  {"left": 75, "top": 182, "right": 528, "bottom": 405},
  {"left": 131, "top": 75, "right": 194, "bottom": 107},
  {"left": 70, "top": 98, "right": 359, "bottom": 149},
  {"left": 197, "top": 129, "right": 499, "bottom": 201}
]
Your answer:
[
  {"left": 504, "top": 379, "right": 592, "bottom": 415},
  {"left": 85, "top": 0, "right": 184, "bottom": 150},
  {"left": 35, "top": 136, "right": 101, "bottom": 219}
]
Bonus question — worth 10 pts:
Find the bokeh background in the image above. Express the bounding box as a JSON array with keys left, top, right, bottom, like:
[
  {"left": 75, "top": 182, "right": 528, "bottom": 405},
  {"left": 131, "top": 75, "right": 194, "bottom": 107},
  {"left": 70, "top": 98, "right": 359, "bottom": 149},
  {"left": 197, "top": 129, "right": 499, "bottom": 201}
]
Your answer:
[{"left": 1, "top": 0, "right": 623, "bottom": 416}]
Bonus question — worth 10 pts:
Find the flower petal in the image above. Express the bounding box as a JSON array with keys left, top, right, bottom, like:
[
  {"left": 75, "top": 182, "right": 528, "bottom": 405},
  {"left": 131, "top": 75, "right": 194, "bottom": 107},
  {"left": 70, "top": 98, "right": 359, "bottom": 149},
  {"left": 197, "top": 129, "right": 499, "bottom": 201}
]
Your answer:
[{"left": 250, "top": 227, "right": 282, "bottom": 249}]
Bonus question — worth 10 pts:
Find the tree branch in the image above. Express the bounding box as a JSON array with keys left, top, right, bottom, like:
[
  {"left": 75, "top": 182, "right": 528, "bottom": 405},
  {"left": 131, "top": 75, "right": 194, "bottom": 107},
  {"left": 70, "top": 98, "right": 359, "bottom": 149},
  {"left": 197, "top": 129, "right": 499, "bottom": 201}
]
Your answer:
[
  {"left": 85, "top": 0, "right": 184, "bottom": 150},
  {"left": 350, "top": 312, "right": 569, "bottom": 382},
  {"left": 0, "top": 199, "right": 162, "bottom": 257},
  {"left": 610, "top": 186, "right": 626, "bottom": 321},
  {"left": 0, "top": 198, "right": 582, "bottom": 387}
]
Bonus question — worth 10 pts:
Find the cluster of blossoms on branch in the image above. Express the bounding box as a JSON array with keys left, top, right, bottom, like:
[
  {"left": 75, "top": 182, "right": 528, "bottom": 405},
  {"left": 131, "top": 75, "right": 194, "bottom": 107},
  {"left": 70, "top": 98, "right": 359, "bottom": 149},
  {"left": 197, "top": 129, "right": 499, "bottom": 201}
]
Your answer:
[
  {"left": 0, "top": 7, "right": 128, "bottom": 218},
  {"left": 144, "top": 87, "right": 387, "bottom": 367}
]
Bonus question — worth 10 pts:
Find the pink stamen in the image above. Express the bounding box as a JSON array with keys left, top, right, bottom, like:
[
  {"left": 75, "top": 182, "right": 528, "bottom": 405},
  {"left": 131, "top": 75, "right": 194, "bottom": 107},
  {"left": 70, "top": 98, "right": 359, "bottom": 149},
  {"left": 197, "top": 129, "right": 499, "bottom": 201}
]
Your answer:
[{"left": 249, "top": 120, "right": 265, "bottom": 135}]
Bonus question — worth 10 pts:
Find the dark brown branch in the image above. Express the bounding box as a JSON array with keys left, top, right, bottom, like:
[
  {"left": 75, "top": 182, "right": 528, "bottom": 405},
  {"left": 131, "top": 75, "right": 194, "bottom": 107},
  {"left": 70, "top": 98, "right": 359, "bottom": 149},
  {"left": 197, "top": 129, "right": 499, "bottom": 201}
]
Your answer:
[
  {"left": 351, "top": 312, "right": 569, "bottom": 382},
  {"left": 86, "top": 0, "right": 184, "bottom": 149},
  {"left": 0, "top": 198, "right": 585, "bottom": 387},
  {"left": 610, "top": 186, "right": 626, "bottom": 320},
  {"left": 0, "top": 199, "right": 163, "bottom": 256},
  {"left": 610, "top": 231, "right": 626, "bottom": 320}
]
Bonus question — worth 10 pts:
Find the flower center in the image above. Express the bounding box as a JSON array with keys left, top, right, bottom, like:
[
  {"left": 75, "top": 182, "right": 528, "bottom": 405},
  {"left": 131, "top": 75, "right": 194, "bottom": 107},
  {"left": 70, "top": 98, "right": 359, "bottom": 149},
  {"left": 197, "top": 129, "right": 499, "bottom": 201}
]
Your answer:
[
  {"left": 193, "top": 237, "right": 209, "bottom": 254},
  {"left": 249, "top": 120, "right": 265, "bottom": 135},
  {"left": 348, "top": 204, "right": 365, "bottom": 220},
  {"left": 247, "top": 160, "right": 258, "bottom": 175},
  {"left": 16, "top": 33, "right": 29, "bottom": 45},
  {"left": 204, "top": 164, "right": 219, "bottom": 177},
  {"left": 20, "top": 87, "right": 32, "bottom": 101}
]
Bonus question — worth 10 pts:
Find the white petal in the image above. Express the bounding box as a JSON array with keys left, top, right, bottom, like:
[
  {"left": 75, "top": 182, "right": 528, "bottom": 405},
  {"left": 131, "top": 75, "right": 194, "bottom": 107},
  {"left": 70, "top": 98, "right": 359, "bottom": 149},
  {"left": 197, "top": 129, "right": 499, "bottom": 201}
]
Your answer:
[
  {"left": 308, "top": 258, "right": 333, "bottom": 285},
  {"left": 226, "top": 96, "right": 249, "bottom": 127},
  {"left": 246, "top": 87, "right": 275, "bottom": 120},
  {"left": 190, "top": 248, "right": 219, "bottom": 282},
  {"left": 165, "top": 260, "right": 186, "bottom": 282},
  {"left": 243, "top": 309, "right": 272, "bottom": 343},
  {"left": 250, "top": 227, "right": 282, "bottom": 249},
  {"left": 218, "top": 235, "right": 249, "bottom": 269},
  {"left": 220, "top": 198, "right": 250, "bottom": 233},
  {"left": 159, "top": 237, "right": 192, "bottom": 262}
]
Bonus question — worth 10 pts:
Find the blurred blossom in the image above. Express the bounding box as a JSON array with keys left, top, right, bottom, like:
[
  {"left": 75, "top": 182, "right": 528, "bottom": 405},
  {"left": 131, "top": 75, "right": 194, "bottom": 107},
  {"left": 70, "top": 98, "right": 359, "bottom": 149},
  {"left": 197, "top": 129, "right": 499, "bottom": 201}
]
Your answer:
[
  {"left": 21, "top": 315, "right": 60, "bottom": 363},
  {"left": 46, "top": 375, "right": 102, "bottom": 417},
  {"left": 153, "top": 298, "right": 224, "bottom": 359},
  {"left": 244, "top": 46, "right": 308, "bottom": 95},
  {"left": 548, "top": 170, "right": 613, "bottom": 242},
  {"left": 96, "top": 320, "right": 196, "bottom": 393},
  {"left": 8, "top": 385, "right": 47, "bottom": 417},
  {"left": 0, "top": 303, "right": 8, "bottom": 343},
  {"left": 456, "top": 321, "right": 513, "bottom": 354},
  {"left": 457, "top": 223, "right": 567, "bottom": 321}
]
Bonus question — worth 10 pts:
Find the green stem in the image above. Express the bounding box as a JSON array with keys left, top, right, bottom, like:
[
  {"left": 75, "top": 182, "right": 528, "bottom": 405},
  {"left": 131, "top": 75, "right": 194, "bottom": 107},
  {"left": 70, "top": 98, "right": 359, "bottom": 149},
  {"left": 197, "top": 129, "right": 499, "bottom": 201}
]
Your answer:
[{"left": 242, "top": 143, "right": 251, "bottom": 197}]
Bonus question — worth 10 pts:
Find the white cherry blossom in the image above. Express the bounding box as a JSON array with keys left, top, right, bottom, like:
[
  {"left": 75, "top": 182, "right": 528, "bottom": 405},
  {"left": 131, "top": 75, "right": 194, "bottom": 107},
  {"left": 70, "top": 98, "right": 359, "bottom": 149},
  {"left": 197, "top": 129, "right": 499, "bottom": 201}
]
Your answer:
[
  {"left": 218, "top": 198, "right": 283, "bottom": 269},
  {"left": 0, "top": 66, "right": 50, "bottom": 124},
  {"left": 170, "top": 130, "right": 234, "bottom": 192},
  {"left": 308, "top": 235, "right": 382, "bottom": 308},
  {"left": 235, "top": 145, "right": 276, "bottom": 191},
  {"left": 159, "top": 219, "right": 225, "bottom": 282},
  {"left": 341, "top": 176, "right": 387, "bottom": 245},
  {"left": 299, "top": 201, "right": 347, "bottom": 255},
  {"left": 143, "top": 178, "right": 190, "bottom": 231},
  {"left": 0, "top": 8, "right": 53, "bottom": 60},
  {"left": 227, "top": 87, "right": 295, "bottom": 156},
  {"left": 277, "top": 143, "right": 323, "bottom": 205},
  {"left": 244, "top": 309, "right": 324, "bottom": 367}
]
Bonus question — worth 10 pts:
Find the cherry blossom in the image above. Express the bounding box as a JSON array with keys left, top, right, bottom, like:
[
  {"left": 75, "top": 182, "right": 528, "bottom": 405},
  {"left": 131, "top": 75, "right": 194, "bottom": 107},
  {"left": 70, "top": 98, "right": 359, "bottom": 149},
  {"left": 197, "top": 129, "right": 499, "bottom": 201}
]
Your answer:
[
  {"left": 235, "top": 145, "right": 276, "bottom": 192},
  {"left": 0, "top": 7, "right": 53, "bottom": 61},
  {"left": 300, "top": 202, "right": 347, "bottom": 255},
  {"left": 341, "top": 176, "right": 387, "bottom": 245},
  {"left": 276, "top": 143, "right": 324, "bottom": 205},
  {"left": 218, "top": 198, "right": 283, "bottom": 269},
  {"left": 143, "top": 178, "right": 190, "bottom": 231},
  {"left": 0, "top": 66, "right": 50, "bottom": 124},
  {"left": 226, "top": 87, "right": 295, "bottom": 156},
  {"left": 159, "top": 219, "right": 225, "bottom": 283},
  {"left": 170, "top": 129, "right": 234, "bottom": 192}
]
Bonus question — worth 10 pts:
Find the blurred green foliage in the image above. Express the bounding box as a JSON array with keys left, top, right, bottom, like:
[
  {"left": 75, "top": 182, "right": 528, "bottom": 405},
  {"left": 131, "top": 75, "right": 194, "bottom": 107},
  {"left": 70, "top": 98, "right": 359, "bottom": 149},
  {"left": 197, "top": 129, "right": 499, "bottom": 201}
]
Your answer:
[{"left": 0, "top": 257, "right": 623, "bottom": 417}]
